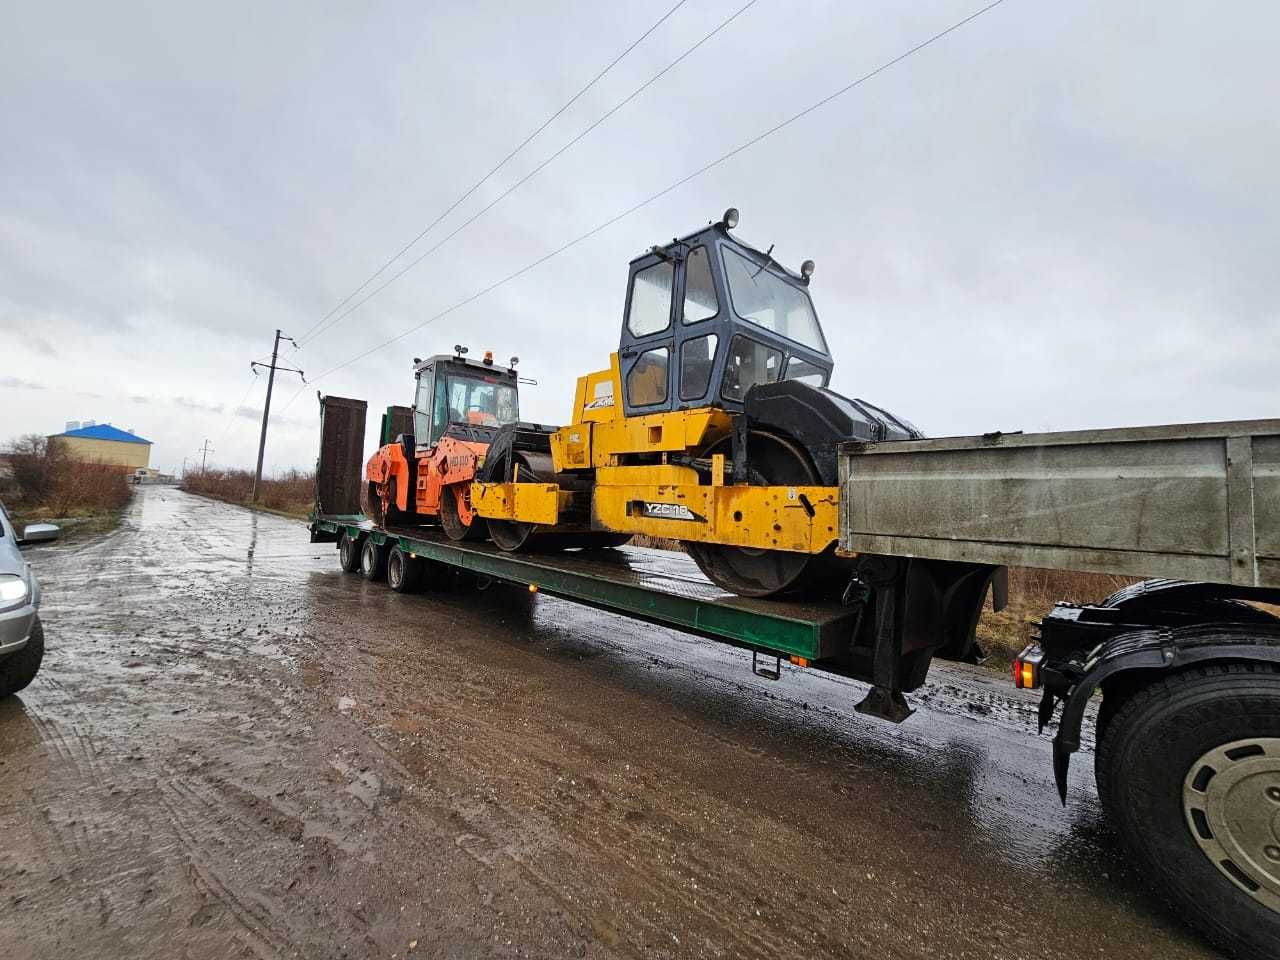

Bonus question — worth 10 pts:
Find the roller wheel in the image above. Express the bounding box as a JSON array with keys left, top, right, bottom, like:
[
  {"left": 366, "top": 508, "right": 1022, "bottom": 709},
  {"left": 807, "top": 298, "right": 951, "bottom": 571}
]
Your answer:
[
  {"left": 1096, "top": 663, "right": 1280, "bottom": 960},
  {"left": 338, "top": 533, "right": 362, "bottom": 573},
  {"left": 440, "top": 485, "right": 487, "bottom": 541},
  {"left": 685, "top": 430, "right": 846, "bottom": 598}
]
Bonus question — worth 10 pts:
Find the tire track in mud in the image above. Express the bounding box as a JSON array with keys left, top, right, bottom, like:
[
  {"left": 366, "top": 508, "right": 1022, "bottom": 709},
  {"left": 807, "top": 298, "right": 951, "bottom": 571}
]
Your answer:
[
  {"left": 350, "top": 662, "right": 861, "bottom": 959},
  {"left": 155, "top": 783, "right": 298, "bottom": 958}
]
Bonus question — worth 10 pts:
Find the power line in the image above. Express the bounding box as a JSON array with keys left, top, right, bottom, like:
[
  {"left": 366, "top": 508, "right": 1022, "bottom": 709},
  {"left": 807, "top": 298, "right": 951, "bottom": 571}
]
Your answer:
[
  {"left": 299, "top": 0, "right": 761, "bottom": 348},
  {"left": 282, "top": 0, "right": 1009, "bottom": 411},
  {"left": 295, "top": 0, "right": 691, "bottom": 344}
]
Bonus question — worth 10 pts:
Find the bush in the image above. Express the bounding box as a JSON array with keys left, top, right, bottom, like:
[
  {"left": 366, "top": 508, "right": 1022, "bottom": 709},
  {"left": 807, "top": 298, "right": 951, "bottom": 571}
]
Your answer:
[
  {"left": 2, "top": 434, "right": 133, "bottom": 520},
  {"left": 181, "top": 468, "right": 314, "bottom": 517}
]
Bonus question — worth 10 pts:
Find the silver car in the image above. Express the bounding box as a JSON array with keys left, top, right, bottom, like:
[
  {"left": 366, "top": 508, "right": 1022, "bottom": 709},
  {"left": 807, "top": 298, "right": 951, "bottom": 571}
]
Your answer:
[{"left": 0, "top": 502, "right": 58, "bottom": 698}]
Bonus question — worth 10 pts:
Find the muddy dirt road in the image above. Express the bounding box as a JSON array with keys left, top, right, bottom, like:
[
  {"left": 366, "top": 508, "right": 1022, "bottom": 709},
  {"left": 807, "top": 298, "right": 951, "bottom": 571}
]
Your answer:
[{"left": 0, "top": 488, "right": 1223, "bottom": 959}]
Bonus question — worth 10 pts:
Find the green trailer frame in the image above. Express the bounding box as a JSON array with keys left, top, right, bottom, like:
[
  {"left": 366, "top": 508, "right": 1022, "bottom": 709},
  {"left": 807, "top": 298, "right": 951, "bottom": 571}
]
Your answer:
[{"left": 310, "top": 514, "right": 859, "bottom": 666}]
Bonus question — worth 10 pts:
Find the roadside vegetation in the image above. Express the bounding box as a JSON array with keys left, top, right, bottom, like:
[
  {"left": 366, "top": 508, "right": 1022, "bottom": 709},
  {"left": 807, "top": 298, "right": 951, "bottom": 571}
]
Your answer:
[
  {"left": 1, "top": 434, "right": 133, "bottom": 536},
  {"left": 181, "top": 468, "right": 314, "bottom": 518}
]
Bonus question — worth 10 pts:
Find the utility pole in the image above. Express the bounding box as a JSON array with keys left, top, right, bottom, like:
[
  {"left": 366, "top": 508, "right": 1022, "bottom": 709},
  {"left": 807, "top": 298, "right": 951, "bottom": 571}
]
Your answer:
[
  {"left": 181, "top": 456, "right": 190, "bottom": 479},
  {"left": 250, "top": 330, "right": 304, "bottom": 502},
  {"left": 199, "top": 439, "right": 214, "bottom": 474}
]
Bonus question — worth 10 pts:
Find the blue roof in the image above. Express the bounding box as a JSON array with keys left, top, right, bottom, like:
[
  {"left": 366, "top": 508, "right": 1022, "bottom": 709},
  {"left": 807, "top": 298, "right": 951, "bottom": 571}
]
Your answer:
[{"left": 55, "top": 424, "right": 152, "bottom": 445}]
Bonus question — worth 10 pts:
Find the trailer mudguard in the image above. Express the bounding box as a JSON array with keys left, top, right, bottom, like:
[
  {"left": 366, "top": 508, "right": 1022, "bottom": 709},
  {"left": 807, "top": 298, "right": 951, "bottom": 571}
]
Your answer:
[{"left": 1050, "top": 623, "right": 1280, "bottom": 803}]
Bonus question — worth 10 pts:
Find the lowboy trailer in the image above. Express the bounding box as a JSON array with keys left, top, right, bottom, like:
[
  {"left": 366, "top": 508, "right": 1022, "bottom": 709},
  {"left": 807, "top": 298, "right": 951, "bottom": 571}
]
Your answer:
[{"left": 312, "top": 395, "right": 1280, "bottom": 960}]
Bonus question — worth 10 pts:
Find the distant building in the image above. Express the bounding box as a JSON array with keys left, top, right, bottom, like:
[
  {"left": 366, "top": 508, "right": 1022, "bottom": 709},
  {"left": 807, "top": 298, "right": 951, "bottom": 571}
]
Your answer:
[{"left": 49, "top": 424, "right": 152, "bottom": 469}]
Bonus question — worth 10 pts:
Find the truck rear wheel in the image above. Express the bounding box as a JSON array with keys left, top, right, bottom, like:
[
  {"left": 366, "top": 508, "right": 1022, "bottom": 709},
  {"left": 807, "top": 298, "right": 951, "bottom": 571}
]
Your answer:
[
  {"left": 386, "top": 545, "right": 421, "bottom": 593},
  {"left": 1096, "top": 663, "right": 1280, "bottom": 960},
  {"left": 339, "top": 533, "right": 362, "bottom": 573},
  {"left": 0, "top": 618, "right": 44, "bottom": 698},
  {"left": 360, "top": 539, "right": 387, "bottom": 582}
]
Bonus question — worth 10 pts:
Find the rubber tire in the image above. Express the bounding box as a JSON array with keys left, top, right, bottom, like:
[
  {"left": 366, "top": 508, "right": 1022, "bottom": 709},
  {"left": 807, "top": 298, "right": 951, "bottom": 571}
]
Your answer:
[
  {"left": 1096, "top": 663, "right": 1280, "bottom": 960},
  {"left": 0, "top": 618, "right": 44, "bottom": 698},
  {"left": 386, "top": 545, "right": 422, "bottom": 593},
  {"left": 360, "top": 538, "right": 387, "bottom": 582},
  {"left": 338, "top": 533, "right": 362, "bottom": 573},
  {"left": 440, "top": 486, "right": 487, "bottom": 542}
]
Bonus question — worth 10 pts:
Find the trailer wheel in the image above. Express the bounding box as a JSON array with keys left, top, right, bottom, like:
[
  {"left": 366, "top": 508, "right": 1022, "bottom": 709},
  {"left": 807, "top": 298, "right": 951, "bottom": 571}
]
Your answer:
[
  {"left": 360, "top": 539, "right": 387, "bottom": 582},
  {"left": 386, "top": 545, "right": 421, "bottom": 593},
  {"left": 1096, "top": 663, "right": 1280, "bottom": 960},
  {"left": 338, "top": 533, "right": 362, "bottom": 573}
]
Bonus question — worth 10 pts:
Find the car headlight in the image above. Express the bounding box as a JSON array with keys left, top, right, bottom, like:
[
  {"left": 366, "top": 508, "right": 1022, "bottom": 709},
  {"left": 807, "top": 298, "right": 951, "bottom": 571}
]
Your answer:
[{"left": 0, "top": 575, "right": 29, "bottom": 606}]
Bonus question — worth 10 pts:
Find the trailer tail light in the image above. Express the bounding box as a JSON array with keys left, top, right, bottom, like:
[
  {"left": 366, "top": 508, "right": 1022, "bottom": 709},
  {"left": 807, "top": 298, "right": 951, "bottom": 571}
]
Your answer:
[{"left": 1013, "top": 644, "right": 1045, "bottom": 689}]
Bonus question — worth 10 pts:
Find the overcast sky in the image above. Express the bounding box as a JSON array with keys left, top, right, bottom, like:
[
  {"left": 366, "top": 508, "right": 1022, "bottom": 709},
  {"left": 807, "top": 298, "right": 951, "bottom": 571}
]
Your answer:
[{"left": 2, "top": 0, "right": 1276, "bottom": 475}]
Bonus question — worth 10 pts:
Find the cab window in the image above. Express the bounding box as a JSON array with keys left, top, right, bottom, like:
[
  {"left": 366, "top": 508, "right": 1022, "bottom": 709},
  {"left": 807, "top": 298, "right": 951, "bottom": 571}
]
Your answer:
[
  {"left": 721, "top": 335, "right": 782, "bottom": 403},
  {"left": 680, "top": 333, "right": 717, "bottom": 400},
  {"left": 627, "top": 261, "right": 674, "bottom": 337},
  {"left": 785, "top": 357, "right": 828, "bottom": 387},
  {"left": 681, "top": 246, "right": 718, "bottom": 324},
  {"left": 414, "top": 369, "right": 434, "bottom": 441},
  {"left": 626, "top": 346, "right": 669, "bottom": 407}
]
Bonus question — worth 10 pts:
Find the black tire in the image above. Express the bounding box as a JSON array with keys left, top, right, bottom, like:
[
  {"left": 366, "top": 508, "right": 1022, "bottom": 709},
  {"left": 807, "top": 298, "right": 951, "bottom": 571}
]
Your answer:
[
  {"left": 0, "top": 618, "right": 44, "bottom": 698},
  {"left": 338, "top": 533, "right": 362, "bottom": 573},
  {"left": 440, "top": 485, "right": 487, "bottom": 542},
  {"left": 1096, "top": 663, "right": 1280, "bottom": 960},
  {"left": 386, "top": 545, "right": 422, "bottom": 593},
  {"left": 360, "top": 538, "right": 387, "bottom": 582}
]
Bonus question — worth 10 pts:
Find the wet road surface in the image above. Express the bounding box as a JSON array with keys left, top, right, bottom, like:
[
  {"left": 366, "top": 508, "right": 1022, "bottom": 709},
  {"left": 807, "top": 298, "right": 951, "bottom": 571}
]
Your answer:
[{"left": 0, "top": 488, "right": 1223, "bottom": 959}]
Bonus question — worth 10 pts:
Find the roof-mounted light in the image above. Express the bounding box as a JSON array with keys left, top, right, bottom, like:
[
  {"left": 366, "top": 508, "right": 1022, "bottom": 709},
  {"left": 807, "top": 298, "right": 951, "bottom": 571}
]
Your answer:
[
  {"left": 721, "top": 207, "right": 739, "bottom": 230},
  {"left": 509, "top": 356, "right": 519, "bottom": 369},
  {"left": 800, "top": 259, "right": 815, "bottom": 280},
  {"left": 454, "top": 344, "right": 469, "bottom": 358}
]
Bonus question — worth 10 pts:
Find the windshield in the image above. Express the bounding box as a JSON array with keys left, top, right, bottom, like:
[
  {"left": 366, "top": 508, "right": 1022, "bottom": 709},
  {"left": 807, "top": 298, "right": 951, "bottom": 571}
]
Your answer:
[
  {"left": 721, "top": 246, "right": 827, "bottom": 353},
  {"left": 444, "top": 374, "right": 519, "bottom": 428}
]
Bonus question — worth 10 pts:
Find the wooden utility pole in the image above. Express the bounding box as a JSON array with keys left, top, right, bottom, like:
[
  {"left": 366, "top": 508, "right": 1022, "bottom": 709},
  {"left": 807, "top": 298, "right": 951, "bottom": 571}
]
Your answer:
[
  {"left": 250, "top": 330, "right": 304, "bottom": 502},
  {"left": 199, "top": 439, "right": 214, "bottom": 474}
]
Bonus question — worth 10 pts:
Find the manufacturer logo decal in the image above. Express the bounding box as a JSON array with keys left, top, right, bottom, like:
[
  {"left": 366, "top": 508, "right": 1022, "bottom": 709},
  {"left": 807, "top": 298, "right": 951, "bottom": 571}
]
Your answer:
[
  {"left": 639, "top": 501, "right": 702, "bottom": 522},
  {"left": 585, "top": 394, "right": 615, "bottom": 410}
]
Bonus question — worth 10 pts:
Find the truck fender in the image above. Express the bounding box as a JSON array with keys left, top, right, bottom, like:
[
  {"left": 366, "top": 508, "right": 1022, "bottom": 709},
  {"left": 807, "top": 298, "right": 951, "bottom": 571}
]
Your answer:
[{"left": 1050, "top": 623, "right": 1280, "bottom": 803}]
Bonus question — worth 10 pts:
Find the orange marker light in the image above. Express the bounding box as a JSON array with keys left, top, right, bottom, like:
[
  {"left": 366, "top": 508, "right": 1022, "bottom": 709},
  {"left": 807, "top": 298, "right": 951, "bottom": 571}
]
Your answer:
[
  {"left": 1012, "top": 645, "right": 1043, "bottom": 689},
  {"left": 789, "top": 656, "right": 809, "bottom": 668},
  {"left": 528, "top": 583, "right": 538, "bottom": 593},
  {"left": 484, "top": 350, "right": 494, "bottom": 365}
]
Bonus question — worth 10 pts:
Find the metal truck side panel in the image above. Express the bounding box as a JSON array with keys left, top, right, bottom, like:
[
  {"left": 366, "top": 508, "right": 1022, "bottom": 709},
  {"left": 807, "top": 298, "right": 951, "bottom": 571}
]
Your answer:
[{"left": 838, "top": 419, "right": 1280, "bottom": 589}]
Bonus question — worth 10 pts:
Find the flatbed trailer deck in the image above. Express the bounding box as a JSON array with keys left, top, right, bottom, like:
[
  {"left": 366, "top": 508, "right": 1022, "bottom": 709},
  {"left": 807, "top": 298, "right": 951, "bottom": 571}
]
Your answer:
[{"left": 309, "top": 515, "right": 858, "bottom": 668}]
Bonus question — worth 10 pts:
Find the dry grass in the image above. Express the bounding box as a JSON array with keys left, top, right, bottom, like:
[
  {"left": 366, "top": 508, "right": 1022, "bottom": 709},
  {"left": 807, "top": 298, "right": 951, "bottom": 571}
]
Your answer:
[
  {"left": 181, "top": 468, "right": 314, "bottom": 518},
  {"left": 2, "top": 434, "right": 134, "bottom": 535},
  {"left": 977, "top": 567, "right": 1139, "bottom": 668}
]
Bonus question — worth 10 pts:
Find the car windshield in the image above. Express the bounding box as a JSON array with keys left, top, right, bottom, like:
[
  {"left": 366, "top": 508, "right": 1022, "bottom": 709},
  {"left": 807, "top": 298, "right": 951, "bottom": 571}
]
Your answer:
[
  {"left": 722, "top": 246, "right": 828, "bottom": 353},
  {"left": 446, "top": 374, "right": 519, "bottom": 428}
]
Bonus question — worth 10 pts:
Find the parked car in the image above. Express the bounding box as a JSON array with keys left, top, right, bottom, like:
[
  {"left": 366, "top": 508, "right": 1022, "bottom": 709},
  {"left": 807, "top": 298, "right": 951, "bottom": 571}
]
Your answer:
[{"left": 0, "top": 502, "right": 58, "bottom": 697}]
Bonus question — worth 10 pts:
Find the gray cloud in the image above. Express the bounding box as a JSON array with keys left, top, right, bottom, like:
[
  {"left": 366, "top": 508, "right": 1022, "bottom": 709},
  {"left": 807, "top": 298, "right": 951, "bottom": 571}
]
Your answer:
[
  {"left": 1, "top": 1, "right": 1276, "bottom": 476},
  {"left": 0, "top": 376, "right": 45, "bottom": 390}
]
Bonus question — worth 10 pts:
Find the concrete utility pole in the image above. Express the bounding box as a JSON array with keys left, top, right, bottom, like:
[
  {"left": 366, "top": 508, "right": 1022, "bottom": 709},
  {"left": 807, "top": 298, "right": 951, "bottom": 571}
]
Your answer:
[
  {"left": 199, "top": 439, "right": 214, "bottom": 474},
  {"left": 250, "top": 329, "right": 304, "bottom": 502}
]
